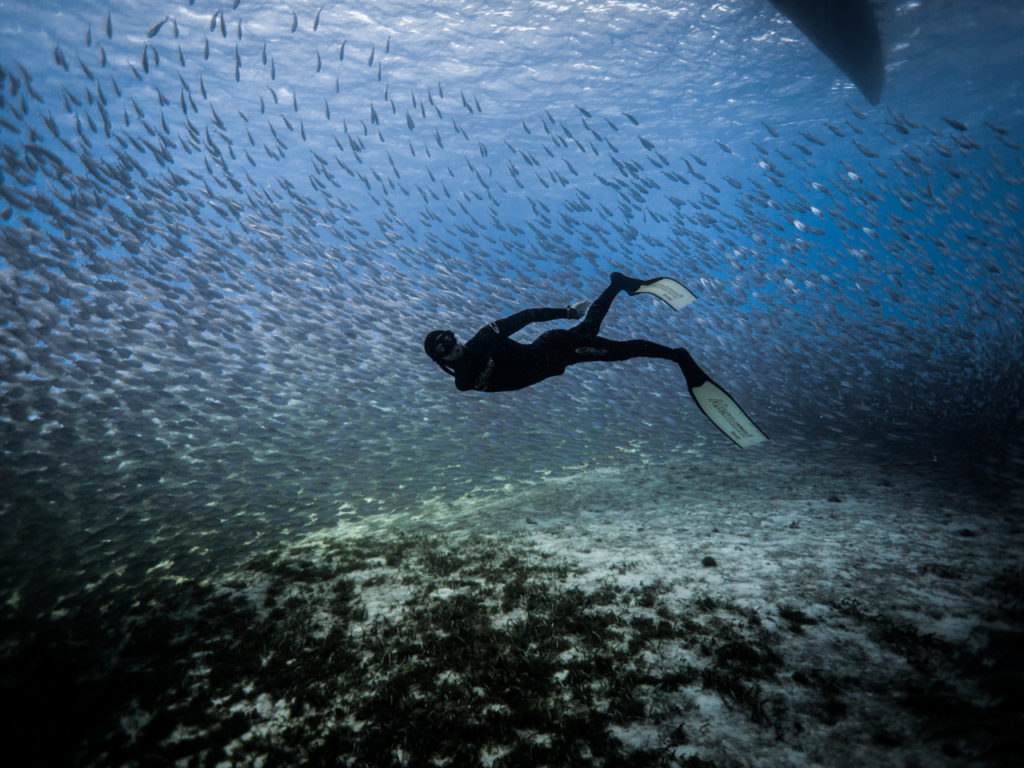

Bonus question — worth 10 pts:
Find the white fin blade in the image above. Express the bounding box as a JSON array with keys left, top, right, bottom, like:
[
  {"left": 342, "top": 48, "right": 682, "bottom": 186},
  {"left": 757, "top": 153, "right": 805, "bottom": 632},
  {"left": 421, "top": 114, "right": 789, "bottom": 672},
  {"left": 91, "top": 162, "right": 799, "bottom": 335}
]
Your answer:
[
  {"left": 690, "top": 380, "right": 769, "bottom": 448},
  {"left": 633, "top": 278, "right": 696, "bottom": 311}
]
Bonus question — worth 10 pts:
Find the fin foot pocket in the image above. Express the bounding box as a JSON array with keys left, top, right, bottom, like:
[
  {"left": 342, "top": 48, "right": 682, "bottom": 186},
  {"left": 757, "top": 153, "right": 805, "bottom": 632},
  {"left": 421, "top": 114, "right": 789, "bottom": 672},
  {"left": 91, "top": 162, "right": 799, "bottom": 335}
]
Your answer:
[{"left": 610, "top": 271, "right": 643, "bottom": 293}]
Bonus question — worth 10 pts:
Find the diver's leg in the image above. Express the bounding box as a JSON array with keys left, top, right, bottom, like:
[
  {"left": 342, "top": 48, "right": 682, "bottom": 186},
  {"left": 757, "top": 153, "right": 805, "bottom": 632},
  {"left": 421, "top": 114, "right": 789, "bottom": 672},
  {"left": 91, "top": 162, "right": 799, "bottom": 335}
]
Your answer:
[
  {"left": 571, "top": 281, "right": 619, "bottom": 337},
  {"left": 566, "top": 337, "right": 684, "bottom": 364},
  {"left": 674, "top": 347, "right": 708, "bottom": 385},
  {"left": 572, "top": 273, "right": 644, "bottom": 336}
]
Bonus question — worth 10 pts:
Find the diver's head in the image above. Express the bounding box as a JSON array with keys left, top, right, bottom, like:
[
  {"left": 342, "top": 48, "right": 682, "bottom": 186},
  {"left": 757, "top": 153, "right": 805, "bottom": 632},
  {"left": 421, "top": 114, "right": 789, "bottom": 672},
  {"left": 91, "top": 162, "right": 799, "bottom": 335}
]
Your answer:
[{"left": 424, "top": 329, "right": 463, "bottom": 373}]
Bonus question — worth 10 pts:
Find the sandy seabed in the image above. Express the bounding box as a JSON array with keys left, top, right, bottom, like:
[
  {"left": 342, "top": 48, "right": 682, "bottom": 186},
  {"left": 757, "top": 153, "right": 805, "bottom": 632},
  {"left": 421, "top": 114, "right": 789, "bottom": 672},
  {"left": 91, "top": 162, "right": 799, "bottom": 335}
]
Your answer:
[{"left": 5, "top": 456, "right": 1023, "bottom": 767}]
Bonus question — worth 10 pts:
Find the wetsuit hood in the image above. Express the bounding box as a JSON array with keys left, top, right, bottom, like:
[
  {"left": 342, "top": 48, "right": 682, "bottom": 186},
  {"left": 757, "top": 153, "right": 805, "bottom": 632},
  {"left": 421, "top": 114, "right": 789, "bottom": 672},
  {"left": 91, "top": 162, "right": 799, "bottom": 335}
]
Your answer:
[{"left": 424, "top": 330, "right": 457, "bottom": 375}]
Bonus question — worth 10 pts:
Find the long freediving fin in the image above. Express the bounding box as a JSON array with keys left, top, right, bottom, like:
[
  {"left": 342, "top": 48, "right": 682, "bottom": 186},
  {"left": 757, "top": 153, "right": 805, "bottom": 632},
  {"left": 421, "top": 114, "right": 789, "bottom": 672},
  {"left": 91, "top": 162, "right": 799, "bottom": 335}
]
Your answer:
[
  {"left": 677, "top": 351, "right": 768, "bottom": 449},
  {"left": 628, "top": 276, "right": 697, "bottom": 311}
]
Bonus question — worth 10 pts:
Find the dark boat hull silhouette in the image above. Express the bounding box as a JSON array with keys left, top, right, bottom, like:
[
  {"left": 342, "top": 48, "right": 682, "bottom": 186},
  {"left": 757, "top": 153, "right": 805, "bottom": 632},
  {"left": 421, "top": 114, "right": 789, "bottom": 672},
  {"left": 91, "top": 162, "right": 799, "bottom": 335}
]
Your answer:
[{"left": 769, "top": 0, "right": 885, "bottom": 104}]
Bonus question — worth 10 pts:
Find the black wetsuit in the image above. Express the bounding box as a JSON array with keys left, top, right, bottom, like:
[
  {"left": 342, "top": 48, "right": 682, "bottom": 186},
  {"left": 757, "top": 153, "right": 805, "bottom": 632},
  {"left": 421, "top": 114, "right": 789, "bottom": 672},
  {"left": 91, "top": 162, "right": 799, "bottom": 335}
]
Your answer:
[{"left": 451, "top": 280, "right": 679, "bottom": 392}]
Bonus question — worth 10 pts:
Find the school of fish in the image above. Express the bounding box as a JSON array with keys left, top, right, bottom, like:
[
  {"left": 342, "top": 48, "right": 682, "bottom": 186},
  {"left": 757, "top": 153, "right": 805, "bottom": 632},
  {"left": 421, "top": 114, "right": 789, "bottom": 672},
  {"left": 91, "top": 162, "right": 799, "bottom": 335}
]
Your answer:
[{"left": 1, "top": 1, "right": 1022, "bottom": 581}]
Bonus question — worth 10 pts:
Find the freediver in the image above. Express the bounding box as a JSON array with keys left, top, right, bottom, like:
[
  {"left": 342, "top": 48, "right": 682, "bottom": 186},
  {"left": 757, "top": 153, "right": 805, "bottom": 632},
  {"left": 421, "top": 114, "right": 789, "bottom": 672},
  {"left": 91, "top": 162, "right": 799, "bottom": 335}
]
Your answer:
[{"left": 423, "top": 272, "right": 769, "bottom": 448}]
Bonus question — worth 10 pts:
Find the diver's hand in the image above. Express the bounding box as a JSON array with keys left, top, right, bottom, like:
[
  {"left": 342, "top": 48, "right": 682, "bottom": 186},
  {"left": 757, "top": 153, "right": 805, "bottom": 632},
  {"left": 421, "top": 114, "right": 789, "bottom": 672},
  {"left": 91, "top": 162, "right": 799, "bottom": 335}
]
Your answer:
[{"left": 567, "top": 300, "right": 590, "bottom": 319}]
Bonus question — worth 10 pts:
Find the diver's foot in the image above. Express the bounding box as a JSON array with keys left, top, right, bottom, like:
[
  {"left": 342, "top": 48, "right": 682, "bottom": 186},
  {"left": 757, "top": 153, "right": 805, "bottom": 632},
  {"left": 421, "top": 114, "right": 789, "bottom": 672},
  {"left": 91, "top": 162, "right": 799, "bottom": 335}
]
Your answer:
[
  {"left": 610, "top": 271, "right": 644, "bottom": 293},
  {"left": 674, "top": 348, "right": 703, "bottom": 382}
]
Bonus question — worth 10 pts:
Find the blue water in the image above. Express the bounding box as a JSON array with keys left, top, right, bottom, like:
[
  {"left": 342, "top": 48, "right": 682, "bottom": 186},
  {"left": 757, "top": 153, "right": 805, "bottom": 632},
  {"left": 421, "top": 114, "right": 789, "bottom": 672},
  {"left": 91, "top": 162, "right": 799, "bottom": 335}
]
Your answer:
[
  {"left": 1, "top": 3, "right": 1023, "bottom": 763},
  {"left": 2, "top": 0, "right": 1022, "bottom": 568}
]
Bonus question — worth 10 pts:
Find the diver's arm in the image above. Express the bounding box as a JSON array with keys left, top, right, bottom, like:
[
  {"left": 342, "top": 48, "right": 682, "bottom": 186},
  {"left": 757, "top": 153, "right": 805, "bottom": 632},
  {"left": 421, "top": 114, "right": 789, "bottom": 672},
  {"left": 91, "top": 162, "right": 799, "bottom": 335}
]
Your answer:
[{"left": 490, "top": 307, "right": 573, "bottom": 337}]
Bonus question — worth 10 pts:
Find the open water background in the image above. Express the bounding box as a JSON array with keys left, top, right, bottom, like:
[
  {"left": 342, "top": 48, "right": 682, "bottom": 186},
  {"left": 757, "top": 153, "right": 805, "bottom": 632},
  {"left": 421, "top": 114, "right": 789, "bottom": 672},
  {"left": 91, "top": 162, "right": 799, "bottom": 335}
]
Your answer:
[{"left": 1, "top": 0, "right": 1023, "bottom": 599}]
